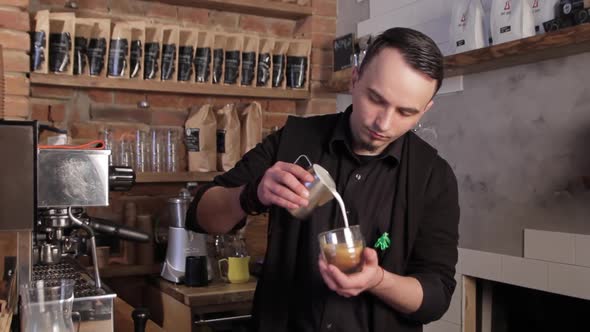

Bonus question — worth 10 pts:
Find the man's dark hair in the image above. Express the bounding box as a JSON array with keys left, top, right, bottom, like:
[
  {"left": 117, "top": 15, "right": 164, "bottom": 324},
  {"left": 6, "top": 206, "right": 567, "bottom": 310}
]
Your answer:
[{"left": 358, "top": 27, "right": 444, "bottom": 95}]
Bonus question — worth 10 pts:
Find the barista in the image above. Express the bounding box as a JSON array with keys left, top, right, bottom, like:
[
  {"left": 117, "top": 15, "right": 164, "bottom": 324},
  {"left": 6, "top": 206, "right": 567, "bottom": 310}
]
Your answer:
[{"left": 187, "top": 27, "right": 459, "bottom": 332}]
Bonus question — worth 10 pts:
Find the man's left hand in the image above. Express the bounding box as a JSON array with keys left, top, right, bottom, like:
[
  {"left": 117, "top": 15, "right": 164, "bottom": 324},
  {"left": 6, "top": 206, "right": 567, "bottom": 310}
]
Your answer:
[{"left": 318, "top": 248, "right": 384, "bottom": 298}]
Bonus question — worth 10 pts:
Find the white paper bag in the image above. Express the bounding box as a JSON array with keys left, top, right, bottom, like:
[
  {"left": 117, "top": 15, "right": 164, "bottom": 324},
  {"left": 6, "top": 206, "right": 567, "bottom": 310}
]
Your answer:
[
  {"left": 491, "top": 0, "right": 536, "bottom": 44},
  {"left": 528, "top": 0, "right": 559, "bottom": 34},
  {"left": 450, "top": 0, "right": 488, "bottom": 54}
]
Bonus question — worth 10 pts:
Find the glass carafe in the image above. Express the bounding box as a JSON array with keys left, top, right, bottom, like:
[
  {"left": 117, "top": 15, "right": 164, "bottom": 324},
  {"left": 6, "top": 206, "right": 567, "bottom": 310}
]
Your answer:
[{"left": 20, "top": 279, "right": 80, "bottom": 332}]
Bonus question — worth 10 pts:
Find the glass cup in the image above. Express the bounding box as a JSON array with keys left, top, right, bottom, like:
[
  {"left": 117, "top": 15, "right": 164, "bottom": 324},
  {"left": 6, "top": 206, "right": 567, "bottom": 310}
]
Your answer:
[
  {"left": 318, "top": 225, "right": 366, "bottom": 274},
  {"left": 20, "top": 279, "right": 80, "bottom": 332}
]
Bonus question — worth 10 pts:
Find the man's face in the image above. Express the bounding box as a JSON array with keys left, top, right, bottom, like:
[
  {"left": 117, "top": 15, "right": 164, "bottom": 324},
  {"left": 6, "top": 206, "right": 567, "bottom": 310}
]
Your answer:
[{"left": 349, "top": 48, "right": 437, "bottom": 155}]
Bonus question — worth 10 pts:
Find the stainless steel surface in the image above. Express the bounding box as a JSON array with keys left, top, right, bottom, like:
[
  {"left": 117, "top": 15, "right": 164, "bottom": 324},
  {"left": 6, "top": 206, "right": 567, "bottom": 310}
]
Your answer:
[
  {"left": 194, "top": 314, "right": 252, "bottom": 325},
  {"left": 0, "top": 122, "right": 36, "bottom": 231},
  {"left": 39, "top": 243, "right": 61, "bottom": 264},
  {"left": 167, "top": 189, "right": 192, "bottom": 228},
  {"left": 17, "top": 231, "right": 32, "bottom": 291},
  {"left": 288, "top": 163, "right": 336, "bottom": 220},
  {"left": 32, "top": 258, "right": 116, "bottom": 331},
  {"left": 68, "top": 207, "right": 101, "bottom": 290},
  {"left": 38, "top": 149, "right": 110, "bottom": 208}
]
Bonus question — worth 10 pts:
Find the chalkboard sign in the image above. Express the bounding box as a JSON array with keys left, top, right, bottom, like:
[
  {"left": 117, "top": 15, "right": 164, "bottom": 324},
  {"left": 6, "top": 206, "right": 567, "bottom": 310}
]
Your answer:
[{"left": 333, "top": 33, "right": 355, "bottom": 72}]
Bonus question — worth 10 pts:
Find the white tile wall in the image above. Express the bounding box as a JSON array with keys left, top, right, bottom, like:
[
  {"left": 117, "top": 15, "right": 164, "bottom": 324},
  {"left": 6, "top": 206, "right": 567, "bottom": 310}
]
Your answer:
[
  {"left": 458, "top": 248, "right": 502, "bottom": 282},
  {"left": 524, "top": 229, "right": 576, "bottom": 264},
  {"left": 547, "top": 262, "right": 590, "bottom": 300},
  {"left": 574, "top": 234, "right": 590, "bottom": 268},
  {"left": 424, "top": 319, "right": 461, "bottom": 332},
  {"left": 500, "top": 255, "right": 548, "bottom": 292}
]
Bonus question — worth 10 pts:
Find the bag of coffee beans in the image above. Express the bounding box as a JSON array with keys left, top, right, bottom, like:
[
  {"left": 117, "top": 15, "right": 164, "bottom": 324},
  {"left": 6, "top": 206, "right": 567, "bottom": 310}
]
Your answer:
[
  {"left": 85, "top": 19, "right": 110, "bottom": 77},
  {"left": 108, "top": 22, "right": 131, "bottom": 78},
  {"left": 31, "top": 10, "right": 50, "bottom": 73},
  {"left": 144, "top": 25, "right": 163, "bottom": 81},
  {"left": 128, "top": 21, "right": 145, "bottom": 79},
  {"left": 49, "top": 12, "right": 75, "bottom": 75},
  {"left": 256, "top": 38, "right": 274, "bottom": 87},
  {"left": 74, "top": 20, "right": 91, "bottom": 76},
  {"left": 215, "top": 104, "right": 241, "bottom": 171},
  {"left": 449, "top": 0, "right": 487, "bottom": 54},
  {"left": 195, "top": 30, "right": 213, "bottom": 83},
  {"left": 186, "top": 104, "right": 217, "bottom": 172},
  {"left": 530, "top": 0, "right": 560, "bottom": 34},
  {"left": 286, "top": 39, "right": 311, "bottom": 89},
  {"left": 161, "top": 26, "right": 179, "bottom": 81},
  {"left": 212, "top": 33, "right": 227, "bottom": 84},
  {"left": 224, "top": 34, "right": 243, "bottom": 85},
  {"left": 240, "top": 36, "right": 258, "bottom": 87},
  {"left": 178, "top": 29, "right": 196, "bottom": 82},
  {"left": 490, "top": 0, "right": 535, "bottom": 45},
  {"left": 238, "top": 102, "right": 263, "bottom": 155},
  {"left": 272, "top": 40, "right": 289, "bottom": 88}
]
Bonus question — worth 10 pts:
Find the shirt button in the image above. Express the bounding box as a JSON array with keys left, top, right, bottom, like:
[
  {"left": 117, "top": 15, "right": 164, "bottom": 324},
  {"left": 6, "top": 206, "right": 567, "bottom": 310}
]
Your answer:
[
  {"left": 355, "top": 173, "right": 362, "bottom": 180},
  {"left": 327, "top": 323, "right": 333, "bottom": 329}
]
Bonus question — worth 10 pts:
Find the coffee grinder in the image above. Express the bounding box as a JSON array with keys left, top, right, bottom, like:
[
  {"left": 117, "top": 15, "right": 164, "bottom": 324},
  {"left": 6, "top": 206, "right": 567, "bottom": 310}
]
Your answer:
[{"left": 160, "top": 189, "right": 210, "bottom": 284}]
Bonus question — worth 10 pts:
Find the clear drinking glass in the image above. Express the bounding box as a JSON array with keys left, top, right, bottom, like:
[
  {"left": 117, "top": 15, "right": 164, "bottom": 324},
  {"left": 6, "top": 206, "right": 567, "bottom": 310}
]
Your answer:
[
  {"left": 165, "top": 128, "right": 179, "bottom": 173},
  {"left": 135, "top": 129, "right": 147, "bottom": 172},
  {"left": 101, "top": 128, "right": 113, "bottom": 165},
  {"left": 20, "top": 279, "right": 80, "bottom": 332},
  {"left": 318, "top": 225, "right": 366, "bottom": 274},
  {"left": 150, "top": 128, "right": 163, "bottom": 172}
]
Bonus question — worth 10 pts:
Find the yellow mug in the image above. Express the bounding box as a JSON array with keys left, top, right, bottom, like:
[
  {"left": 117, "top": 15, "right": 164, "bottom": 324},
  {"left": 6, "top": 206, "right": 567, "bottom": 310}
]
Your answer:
[{"left": 218, "top": 256, "right": 250, "bottom": 283}]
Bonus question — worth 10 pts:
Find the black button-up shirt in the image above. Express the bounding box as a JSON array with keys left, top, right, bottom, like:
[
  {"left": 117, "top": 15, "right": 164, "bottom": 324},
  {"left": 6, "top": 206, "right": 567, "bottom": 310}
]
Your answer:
[{"left": 288, "top": 108, "right": 404, "bottom": 332}]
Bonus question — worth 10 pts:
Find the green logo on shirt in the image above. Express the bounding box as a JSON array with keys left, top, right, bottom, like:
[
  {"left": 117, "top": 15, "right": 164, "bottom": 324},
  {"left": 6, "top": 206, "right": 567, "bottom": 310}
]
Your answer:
[{"left": 374, "top": 232, "right": 391, "bottom": 251}]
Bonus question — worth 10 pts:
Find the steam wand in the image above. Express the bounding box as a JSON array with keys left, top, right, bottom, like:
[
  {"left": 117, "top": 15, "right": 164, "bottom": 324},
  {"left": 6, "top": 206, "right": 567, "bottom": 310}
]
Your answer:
[{"left": 68, "top": 207, "right": 102, "bottom": 290}]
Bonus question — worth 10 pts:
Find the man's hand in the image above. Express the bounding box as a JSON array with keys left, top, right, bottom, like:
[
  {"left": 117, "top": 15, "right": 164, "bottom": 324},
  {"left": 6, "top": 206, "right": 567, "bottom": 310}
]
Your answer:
[
  {"left": 318, "top": 248, "right": 384, "bottom": 298},
  {"left": 257, "top": 161, "right": 315, "bottom": 210}
]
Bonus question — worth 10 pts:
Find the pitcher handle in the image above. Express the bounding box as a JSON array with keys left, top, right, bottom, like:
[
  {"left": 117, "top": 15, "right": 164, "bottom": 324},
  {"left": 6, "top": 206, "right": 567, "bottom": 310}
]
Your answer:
[
  {"left": 293, "top": 154, "right": 312, "bottom": 169},
  {"left": 218, "top": 258, "right": 229, "bottom": 282},
  {"left": 72, "top": 311, "right": 81, "bottom": 332}
]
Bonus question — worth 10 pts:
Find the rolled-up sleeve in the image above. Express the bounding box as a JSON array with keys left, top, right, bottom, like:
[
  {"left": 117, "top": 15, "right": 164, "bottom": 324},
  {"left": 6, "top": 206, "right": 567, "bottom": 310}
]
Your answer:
[
  {"left": 185, "top": 129, "right": 283, "bottom": 233},
  {"left": 402, "top": 157, "right": 460, "bottom": 323}
]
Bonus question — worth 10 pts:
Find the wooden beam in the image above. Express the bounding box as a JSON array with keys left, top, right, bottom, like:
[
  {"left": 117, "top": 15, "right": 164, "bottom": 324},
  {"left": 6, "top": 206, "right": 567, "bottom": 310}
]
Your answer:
[
  {"left": 144, "top": 0, "right": 312, "bottom": 19},
  {"left": 462, "top": 275, "right": 477, "bottom": 332},
  {"left": 327, "top": 24, "right": 590, "bottom": 93},
  {"left": 30, "top": 73, "right": 310, "bottom": 100},
  {"left": 135, "top": 172, "right": 223, "bottom": 183}
]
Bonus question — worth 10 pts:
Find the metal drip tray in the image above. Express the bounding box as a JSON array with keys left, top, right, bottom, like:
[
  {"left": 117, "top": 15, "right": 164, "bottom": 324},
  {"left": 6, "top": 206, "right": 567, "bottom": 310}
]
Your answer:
[
  {"left": 33, "top": 262, "right": 106, "bottom": 297},
  {"left": 32, "top": 258, "right": 116, "bottom": 331}
]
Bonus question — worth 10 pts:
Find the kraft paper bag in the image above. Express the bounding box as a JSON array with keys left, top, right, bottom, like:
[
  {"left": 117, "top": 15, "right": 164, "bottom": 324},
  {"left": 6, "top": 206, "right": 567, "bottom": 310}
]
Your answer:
[
  {"left": 238, "top": 102, "right": 263, "bottom": 155},
  {"left": 186, "top": 104, "right": 217, "bottom": 172},
  {"left": 215, "top": 104, "right": 241, "bottom": 171}
]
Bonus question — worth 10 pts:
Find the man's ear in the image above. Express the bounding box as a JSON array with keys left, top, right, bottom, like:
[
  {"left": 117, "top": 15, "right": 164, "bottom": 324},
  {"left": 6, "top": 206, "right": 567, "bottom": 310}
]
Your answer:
[
  {"left": 349, "top": 67, "right": 360, "bottom": 93},
  {"left": 424, "top": 100, "right": 434, "bottom": 114}
]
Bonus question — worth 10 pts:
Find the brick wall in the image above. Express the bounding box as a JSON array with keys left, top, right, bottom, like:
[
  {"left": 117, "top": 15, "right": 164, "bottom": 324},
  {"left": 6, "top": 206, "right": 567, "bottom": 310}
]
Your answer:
[
  {"left": 1, "top": 0, "right": 30, "bottom": 119},
  {"left": 19, "top": 0, "right": 337, "bottom": 263}
]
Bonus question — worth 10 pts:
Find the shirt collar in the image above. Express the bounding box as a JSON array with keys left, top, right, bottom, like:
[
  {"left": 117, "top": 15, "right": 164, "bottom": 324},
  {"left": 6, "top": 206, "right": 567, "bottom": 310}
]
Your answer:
[{"left": 328, "top": 105, "right": 404, "bottom": 165}]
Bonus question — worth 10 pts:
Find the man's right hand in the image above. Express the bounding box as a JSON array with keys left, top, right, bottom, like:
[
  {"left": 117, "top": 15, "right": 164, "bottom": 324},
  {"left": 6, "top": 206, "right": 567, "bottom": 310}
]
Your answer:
[{"left": 257, "top": 161, "right": 315, "bottom": 210}]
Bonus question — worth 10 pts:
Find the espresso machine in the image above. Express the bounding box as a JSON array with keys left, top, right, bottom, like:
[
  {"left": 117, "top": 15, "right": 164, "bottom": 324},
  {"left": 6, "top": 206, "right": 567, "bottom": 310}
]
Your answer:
[{"left": 0, "top": 121, "right": 148, "bottom": 331}]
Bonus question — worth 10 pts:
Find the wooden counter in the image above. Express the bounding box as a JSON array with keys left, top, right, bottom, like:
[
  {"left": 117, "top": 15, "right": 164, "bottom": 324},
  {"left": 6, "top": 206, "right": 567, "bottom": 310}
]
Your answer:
[
  {"left": 145, "top": 277, "right": 257, "bottom": 331},
  {"left": 152, "top": 278, "right": 257, "bottom": 307}
]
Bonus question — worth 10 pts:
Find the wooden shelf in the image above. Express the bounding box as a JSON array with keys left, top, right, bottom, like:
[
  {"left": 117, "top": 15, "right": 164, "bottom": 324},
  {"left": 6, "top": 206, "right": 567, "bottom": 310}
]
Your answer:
[
  {"left": 30, "top": 73, "right": 310, "bottom": 100},
  {"left": 135, "top": 172, "right": 222, "bottom": 183},
  {"left": 327, "top": 24, "right": 590, "bottom": 93},
  {"left": 144, "top": 0, "right": 312, "bottom": 19},
  {"left": 91, "top": 263, "right": 163, "bottom": 278}
]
